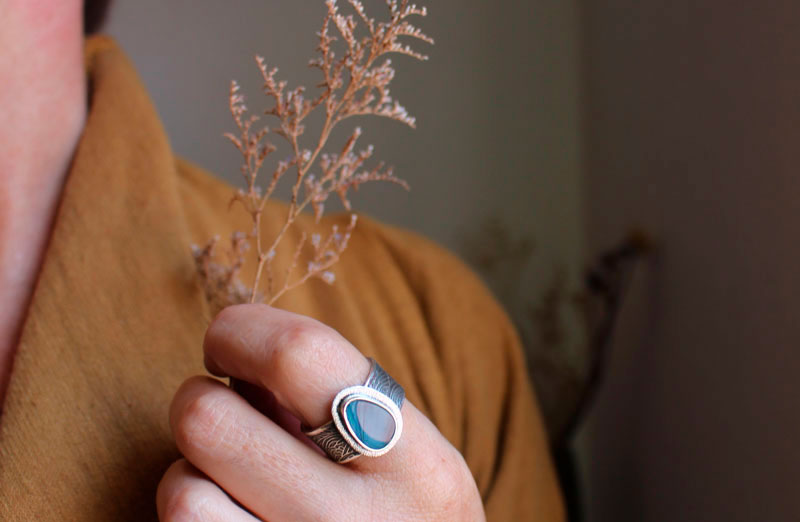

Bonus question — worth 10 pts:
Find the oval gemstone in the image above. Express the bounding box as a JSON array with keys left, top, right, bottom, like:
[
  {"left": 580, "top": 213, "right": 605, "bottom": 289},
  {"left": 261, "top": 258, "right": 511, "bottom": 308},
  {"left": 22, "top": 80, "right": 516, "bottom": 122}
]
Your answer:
[{"left": 344, "top": 399, "right": 396, "bottom": 450}]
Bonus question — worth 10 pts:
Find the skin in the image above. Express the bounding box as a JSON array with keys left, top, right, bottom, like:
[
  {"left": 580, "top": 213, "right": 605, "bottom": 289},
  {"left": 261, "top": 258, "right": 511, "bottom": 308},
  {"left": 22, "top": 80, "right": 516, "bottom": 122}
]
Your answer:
[
  {"left": 1, "top": 2, "right": 487, "bottom": 519},
  {"left": 0, "top": 0, "right": 87, "bottom": 407}
]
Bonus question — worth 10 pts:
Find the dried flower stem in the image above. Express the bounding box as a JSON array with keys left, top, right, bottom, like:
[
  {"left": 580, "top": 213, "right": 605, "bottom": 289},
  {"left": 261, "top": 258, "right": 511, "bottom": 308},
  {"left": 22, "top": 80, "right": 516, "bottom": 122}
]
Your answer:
[{"left": 193, "top": 0, "right": 432, "bottom": 315}]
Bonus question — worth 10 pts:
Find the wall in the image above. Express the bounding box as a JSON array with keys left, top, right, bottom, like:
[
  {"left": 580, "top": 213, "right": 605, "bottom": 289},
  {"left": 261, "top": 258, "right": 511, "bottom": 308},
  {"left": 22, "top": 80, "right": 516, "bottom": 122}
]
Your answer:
[{"left": 580, "top": 1, "right": 800, "bottom": 520}]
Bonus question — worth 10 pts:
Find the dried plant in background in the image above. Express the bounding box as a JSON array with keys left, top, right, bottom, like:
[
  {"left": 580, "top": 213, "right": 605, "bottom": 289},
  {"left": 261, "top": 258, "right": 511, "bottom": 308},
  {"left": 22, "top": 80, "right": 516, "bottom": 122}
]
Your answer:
[
  {"left": 460, "top": 216, "right": 584, "bottom": 437},
  {"left": 193, "top": 0, "right": 433, "bottom": 317},
  {"left": 461, "top": 216, "right": 652, "bottom": 443}
]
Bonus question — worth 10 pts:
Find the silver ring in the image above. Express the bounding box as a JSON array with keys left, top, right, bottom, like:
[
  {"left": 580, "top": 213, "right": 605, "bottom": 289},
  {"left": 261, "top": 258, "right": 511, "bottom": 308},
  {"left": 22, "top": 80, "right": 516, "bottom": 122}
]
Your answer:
[{"left": 303, "top": 358, "right": 405, "bottom": 463}]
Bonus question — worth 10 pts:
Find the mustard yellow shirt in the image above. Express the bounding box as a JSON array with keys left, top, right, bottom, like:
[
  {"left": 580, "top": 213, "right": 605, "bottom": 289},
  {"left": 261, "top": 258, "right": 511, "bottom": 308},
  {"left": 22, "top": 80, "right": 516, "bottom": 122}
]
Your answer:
[{"left": 0, "top": 35, "right": 563, "bottom": 521}]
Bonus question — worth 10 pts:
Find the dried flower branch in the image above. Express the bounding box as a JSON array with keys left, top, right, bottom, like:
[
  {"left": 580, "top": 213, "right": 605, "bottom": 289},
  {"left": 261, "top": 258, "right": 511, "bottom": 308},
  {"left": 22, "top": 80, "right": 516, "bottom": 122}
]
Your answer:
[{"left": 193, "top": 0, "right": 432, "bottom": 316}]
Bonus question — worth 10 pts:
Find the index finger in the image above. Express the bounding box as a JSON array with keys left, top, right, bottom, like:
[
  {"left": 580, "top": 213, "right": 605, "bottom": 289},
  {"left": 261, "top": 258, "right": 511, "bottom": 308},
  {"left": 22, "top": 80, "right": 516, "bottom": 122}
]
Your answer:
[{"left": 203, "top": 303, "right": 370, "bottom": 430}]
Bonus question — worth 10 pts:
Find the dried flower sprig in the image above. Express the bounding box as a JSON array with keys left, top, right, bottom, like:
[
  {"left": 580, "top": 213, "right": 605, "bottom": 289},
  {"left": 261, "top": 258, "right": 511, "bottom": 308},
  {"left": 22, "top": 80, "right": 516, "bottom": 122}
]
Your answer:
[{"left": 193, "top": 0, "right": 432, "bottom": 316}]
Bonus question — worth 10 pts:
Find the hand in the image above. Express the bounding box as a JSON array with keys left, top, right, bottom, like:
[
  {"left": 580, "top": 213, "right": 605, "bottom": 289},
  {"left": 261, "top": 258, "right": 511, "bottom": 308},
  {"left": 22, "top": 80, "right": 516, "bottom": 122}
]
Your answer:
[{"left": 157, "top": 304, "right": 486, "bottom": 521}]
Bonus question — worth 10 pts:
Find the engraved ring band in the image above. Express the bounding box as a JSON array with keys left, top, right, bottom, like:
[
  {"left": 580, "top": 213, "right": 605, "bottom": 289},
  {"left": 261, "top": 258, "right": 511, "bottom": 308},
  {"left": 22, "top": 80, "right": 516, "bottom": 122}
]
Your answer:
[{"left": 302, "top": 357, "right": 405, "bottom": 463}]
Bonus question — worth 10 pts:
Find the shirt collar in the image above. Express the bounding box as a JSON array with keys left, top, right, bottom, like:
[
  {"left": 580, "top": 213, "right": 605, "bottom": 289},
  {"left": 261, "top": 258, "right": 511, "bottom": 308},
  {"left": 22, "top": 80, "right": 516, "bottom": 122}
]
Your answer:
[{"left": 0, "top": 35, "right": 207, "bottom": 517}]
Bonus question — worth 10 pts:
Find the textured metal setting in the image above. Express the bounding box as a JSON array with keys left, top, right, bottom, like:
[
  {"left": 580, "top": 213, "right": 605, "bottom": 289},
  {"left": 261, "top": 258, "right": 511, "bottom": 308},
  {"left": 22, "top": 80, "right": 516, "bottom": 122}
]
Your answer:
[
  {"left": 304, "top": 419, "right": 361, "bottom": 463},
  {"left": 303, "top": 358, "right": 405, "bottom": 463},
  {"left": 364, "top": 359, "right": 405, "bottom": 409}
]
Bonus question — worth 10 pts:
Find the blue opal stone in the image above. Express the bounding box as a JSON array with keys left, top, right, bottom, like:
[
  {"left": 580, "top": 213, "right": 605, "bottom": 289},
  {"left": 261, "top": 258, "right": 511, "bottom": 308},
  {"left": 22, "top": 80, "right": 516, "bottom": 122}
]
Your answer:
[{"left": 344, "top": 399, "right": 396, "bottom": 450}]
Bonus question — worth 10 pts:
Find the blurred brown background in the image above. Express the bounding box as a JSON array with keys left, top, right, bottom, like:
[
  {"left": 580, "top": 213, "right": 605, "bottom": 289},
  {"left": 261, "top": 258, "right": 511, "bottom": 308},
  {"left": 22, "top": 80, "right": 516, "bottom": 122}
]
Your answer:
[
  {"left": 107, "top": 1, "right": 800, "bottom": 520},
  {"left": 581, "top": 1, "right": 800, "bottom": 520}
]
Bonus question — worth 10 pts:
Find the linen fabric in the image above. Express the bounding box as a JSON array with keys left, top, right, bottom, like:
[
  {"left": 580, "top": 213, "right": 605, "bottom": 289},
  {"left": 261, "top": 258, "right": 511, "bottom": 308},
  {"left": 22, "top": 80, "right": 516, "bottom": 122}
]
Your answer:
[{"left": 0, "top": 35, "right": 564, "bottom": 521}]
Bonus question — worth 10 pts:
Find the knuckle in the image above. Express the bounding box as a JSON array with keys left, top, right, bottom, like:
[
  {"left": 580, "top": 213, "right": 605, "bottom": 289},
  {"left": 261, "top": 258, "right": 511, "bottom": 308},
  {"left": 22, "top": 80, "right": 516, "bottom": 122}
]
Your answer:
[
  {"left": 420, "top": 450, "right": 477, "bottom": 517},
  {"left": 159, "top": 458, "right": 192, "bottom": 485},
  {"left": 156, "top": 460, "right": 207, "bottom": 522},
  {"left": 173, "top": 384, "right": 234, "bottom": 455},
  {"left": 162, "top": 483, "right": 211, "bottom": 522},
  {"left": 271, "top": 319, "right": 333, "bottom": 377},
  {"left": 369, "top": 447, "right": 479, "bottom": 521},
  {"left": 435, "top": 456, "right": 465, "bottom": 492}
]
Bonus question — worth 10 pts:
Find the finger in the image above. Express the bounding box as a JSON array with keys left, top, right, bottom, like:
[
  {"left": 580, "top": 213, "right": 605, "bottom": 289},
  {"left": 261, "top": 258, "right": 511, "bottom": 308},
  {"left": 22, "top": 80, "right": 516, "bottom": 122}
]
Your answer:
[
  {"left": 230, "top": 379, "right": 326, "bottom": 457},
  {"left": 203, "top": 304, "right": 370, "bottom": 430},
  {"left": 202, "top": 304, "right": 458, "bottom": 476},
  {"left": 156, "top": 458, "right": 260, "bottom": 522},
  {"left": 169, "top": 375, "right": 359, "bottom": 522}
]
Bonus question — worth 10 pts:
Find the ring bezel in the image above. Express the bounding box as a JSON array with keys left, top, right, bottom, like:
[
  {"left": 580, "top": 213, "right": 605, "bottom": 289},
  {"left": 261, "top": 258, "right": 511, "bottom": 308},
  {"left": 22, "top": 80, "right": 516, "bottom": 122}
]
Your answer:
[{"left": 331, "top": 384, "right": 403, "bottom": 458}]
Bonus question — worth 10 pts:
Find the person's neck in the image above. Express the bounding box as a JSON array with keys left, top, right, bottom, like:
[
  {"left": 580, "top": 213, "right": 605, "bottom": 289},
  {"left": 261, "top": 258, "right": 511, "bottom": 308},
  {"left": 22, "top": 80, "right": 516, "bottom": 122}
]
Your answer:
[{"left": 0, "top": 0, "right": 86, "bottom": 408}]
